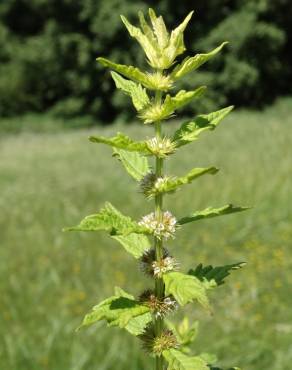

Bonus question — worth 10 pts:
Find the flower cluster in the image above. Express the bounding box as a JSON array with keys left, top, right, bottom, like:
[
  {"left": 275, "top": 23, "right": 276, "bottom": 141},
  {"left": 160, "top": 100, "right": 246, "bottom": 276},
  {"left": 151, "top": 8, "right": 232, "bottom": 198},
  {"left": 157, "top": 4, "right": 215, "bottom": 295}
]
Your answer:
[
  {"left": 146, "top": 137, "right": 176, "bottom": 158},
  {"left": 139, "top": 290, "right": 178, "bottom": 318},
  {"left": 138, "top": 211, "right": 177, "bottom": 239},
  {"left": 140, "top": 172, "right": 173, "bottom": 199},
  {"left": 140, "top": 248, "right": 179, "bottom": 277},
  {"left": 139, "top": 325, "right": 179, "bottom": 355}
]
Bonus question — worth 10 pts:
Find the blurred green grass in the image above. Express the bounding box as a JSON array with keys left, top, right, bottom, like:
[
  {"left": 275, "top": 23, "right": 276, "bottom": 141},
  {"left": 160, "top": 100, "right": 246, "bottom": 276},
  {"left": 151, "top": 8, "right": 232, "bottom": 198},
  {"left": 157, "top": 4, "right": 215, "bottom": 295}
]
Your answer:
[{"left": 1, "top": 98, "right": 292, "bottom": 370}]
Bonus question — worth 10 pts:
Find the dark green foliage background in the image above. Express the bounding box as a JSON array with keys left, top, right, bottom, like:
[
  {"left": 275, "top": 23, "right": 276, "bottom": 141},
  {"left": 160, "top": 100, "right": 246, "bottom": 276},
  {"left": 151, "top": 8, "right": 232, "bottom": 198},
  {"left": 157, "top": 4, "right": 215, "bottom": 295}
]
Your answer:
[{"left": 0, "top": 0, "right": 291, "bottom": 121}]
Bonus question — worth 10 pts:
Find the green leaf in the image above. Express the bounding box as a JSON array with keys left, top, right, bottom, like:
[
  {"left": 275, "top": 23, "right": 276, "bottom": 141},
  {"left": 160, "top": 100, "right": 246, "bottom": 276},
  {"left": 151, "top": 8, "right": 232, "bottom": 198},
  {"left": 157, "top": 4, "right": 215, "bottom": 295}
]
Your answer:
[
  {"left": 156, "top": 167, "right": 219, "bottom": 195},
  {"left": 64, "top": 202, "right": 146, "bottom": 236},
  {"left": 111, "top": 72, "right": 150, "bottom": 111},
  {"left": 173, "top": 106, "right": 234, "bottom": 147},
  {"left": 163, "top": 272, "right": 211, "bottom": 309},
  {"left": 171, "top": 42, "right": 228, "bottom": 80},
  {"left": 166, "top": 318, "right": 199, "bottom": 353},
  {"left": 113, "top": 148, "right": 150, "bottom": 181},
  {"left": 189, "top": 262, "right": 246, "bottom": 286},
  {"left": 97, "top": 57, "right": 153, "bottom": 90},
  {"left": 178, "top": 204, "right": 251, "bottom": 225},
  {"left": 163, "top": 88, "right": 207, "bottom": 113},
  {"left": 112, "top": 233, "right": 151, "bottom": 258},
  {"left": 89, "top": 132, "right": 149, "bottom": 154},
  {"left": 79, "top": 288, "right": 151, "bottom": 336},
  {"left": 140, "top": 87, "right": 206, "bottom": 124},
  {"left": 163, "top": 348, "right": 209, "bottom": 370}
]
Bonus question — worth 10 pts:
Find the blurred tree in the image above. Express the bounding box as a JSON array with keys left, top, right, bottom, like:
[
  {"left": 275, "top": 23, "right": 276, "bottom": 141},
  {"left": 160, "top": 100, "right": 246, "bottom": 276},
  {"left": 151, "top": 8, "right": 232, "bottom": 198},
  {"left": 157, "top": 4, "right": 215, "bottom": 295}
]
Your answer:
[{"left": 0, "top": 0, "right": 291, "bottom": 121}]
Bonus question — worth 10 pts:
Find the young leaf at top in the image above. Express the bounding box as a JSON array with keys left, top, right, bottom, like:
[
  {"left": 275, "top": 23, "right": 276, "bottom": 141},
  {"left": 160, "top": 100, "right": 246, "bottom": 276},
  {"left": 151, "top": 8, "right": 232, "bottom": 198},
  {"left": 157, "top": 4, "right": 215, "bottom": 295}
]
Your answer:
[
  {"left": 121, "top": 14, "right": 161, "bottom": 69},
  {"left": 164, "top": 10, "right": 194, "bottom": 67},
  {"left": 163, "top": 271, "right": 211, "bottom": 309},
  {"left": 178, "top": 204, "right": 250, "bottom": 226},
  {"left": 64, "top": 202, "right": 147, "bottom": 236},
  {"left": 171, "top": 42, "right": 228, "bottom": 80},
  {"left": 140, "top": 87, "right": 206, "bottom": 124},
  {"left": 111, "top": 72, "right": 150, "bottom": 111},
  {"left": 173, "top": 106, "right": 234, "bottom": 147},
  {"left": 113, "top": 148, "right": 150, "bottom": 181},
  {"left": 188, "top": 262, "right": 246, "bottom": 286},
  {"left": 148, "top": 8, "right": 169, "bottom": 49},
  {"left": 163, "top": 348, "right": 209, "bottom": 370},
  {"left": 121, "top": 10, "right": 194, "bottom": 70},
  {"left": 89, "top": 132, "right": 149, "bottom": 154},
  {"left": 79, "top": 287, "right": 152, "bottom": 336}
]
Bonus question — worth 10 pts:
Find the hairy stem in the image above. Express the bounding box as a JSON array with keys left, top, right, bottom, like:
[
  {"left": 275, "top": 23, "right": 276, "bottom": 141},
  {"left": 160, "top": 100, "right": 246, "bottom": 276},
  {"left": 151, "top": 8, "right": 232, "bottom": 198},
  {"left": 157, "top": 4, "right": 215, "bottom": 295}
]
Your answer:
[{"left": 154, "top": 91, "right": 165, "bottom": 370}]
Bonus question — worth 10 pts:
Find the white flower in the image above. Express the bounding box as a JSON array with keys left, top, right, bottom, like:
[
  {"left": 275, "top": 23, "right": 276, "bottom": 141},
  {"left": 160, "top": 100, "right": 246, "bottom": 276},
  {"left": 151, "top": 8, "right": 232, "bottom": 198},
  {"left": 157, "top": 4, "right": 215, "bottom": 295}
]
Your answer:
[
  {"left": 138, "top": 211, "right": 177, "bottom": 239},
  {"left": 146, "top": 137, "right": 176, "bottom": 158},
  {"left": 152, "top": 256, "right": 179, "bottom": 277}
]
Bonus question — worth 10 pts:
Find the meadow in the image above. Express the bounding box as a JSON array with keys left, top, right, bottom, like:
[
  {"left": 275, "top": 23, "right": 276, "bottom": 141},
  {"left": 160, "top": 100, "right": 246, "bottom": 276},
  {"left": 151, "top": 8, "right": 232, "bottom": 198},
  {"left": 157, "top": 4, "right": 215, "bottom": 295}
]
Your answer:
[{"left": 1, "top": 98, "right": 292, "bottom": 370}]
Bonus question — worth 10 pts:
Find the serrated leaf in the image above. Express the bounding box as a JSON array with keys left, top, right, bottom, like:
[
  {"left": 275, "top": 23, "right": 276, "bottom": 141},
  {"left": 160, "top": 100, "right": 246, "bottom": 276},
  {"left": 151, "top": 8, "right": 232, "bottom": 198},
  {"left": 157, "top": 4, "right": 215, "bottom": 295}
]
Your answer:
[
  {"left": 157, "top": 167, "right": 219, "bottom": 195},
  {"left": 163, "top": 272, "right": 211, "bottom": 309},
  {"left": 178, "top": 204, "right": 251, "bottom": 225},
  {"left": 89, "top": 132, "right": 149, "bottom": 154},
  {"left": 173, "top": 106, "right": 234, "bottom": 147},
  {"left": 112, "top": 233, "right": 151, "bottom": 258},
  {"left": 64, "top": 202, "right": 146, "bottom": 236},
  {"left": 163, "top": 348, "right": 209, "bottom": 370},
  {"left": 97, "top": 57, "right": 153, "bottom": 90},
  {"left": 79, "top": 288, "right": 151, "bottom": 336},
  {"left": 141, "top": 87, "right": 206, "bottom": 124},
  {"left": 124, "top": 311, "right": 152, "bottom": 335},
  {"left": 171, "top": 42, "right": 228, "bottom": 80},
  {"left": 111, "top": 72, "right": 150, "bottom": 111},
  {"left": 189, "top": 262, "right": 246, "bottom": 286},
  {"left": 113, "top": 148, "right": 150, "bottom": 181}
]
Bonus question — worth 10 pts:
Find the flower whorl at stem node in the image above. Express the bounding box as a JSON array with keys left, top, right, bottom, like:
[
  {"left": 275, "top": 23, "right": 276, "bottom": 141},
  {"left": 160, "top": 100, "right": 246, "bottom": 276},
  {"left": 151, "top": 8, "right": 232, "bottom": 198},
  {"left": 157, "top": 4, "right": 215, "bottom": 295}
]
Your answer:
[
  {"left": 139, "top": 172, "right": 175, "bottom": 199},
  {"left": 139, "top": 290, "right": 178, "bottom": 318},
  {"left": 146, "top": 136, "right": 176, "bottom": 158},
  {"left": 138, "top": 211, "right": 177, "bottom": 239},
  {"left": 139, "top": 325, "right": 179, "bottom": 355},
  {"left": 140, "top": 248, "right": 179, "bottom": 277},
  {"left": 145, "top": 71, "right": 173, "bottom": 91}
]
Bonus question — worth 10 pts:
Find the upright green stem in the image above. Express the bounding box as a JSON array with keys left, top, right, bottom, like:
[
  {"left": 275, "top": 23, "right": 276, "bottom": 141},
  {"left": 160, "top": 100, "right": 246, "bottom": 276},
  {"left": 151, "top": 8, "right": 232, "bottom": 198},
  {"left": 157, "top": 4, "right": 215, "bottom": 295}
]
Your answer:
[{"left": 154, "top": 91, "right": 165, "bottom": 370}]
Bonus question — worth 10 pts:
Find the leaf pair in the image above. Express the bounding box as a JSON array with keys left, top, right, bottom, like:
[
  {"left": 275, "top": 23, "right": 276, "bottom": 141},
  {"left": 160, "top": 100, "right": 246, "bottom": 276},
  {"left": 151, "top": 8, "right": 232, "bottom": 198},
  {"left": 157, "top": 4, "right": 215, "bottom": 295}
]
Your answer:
[{"left": 89, "top": 105, "right": 234, "bottom": 162}]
